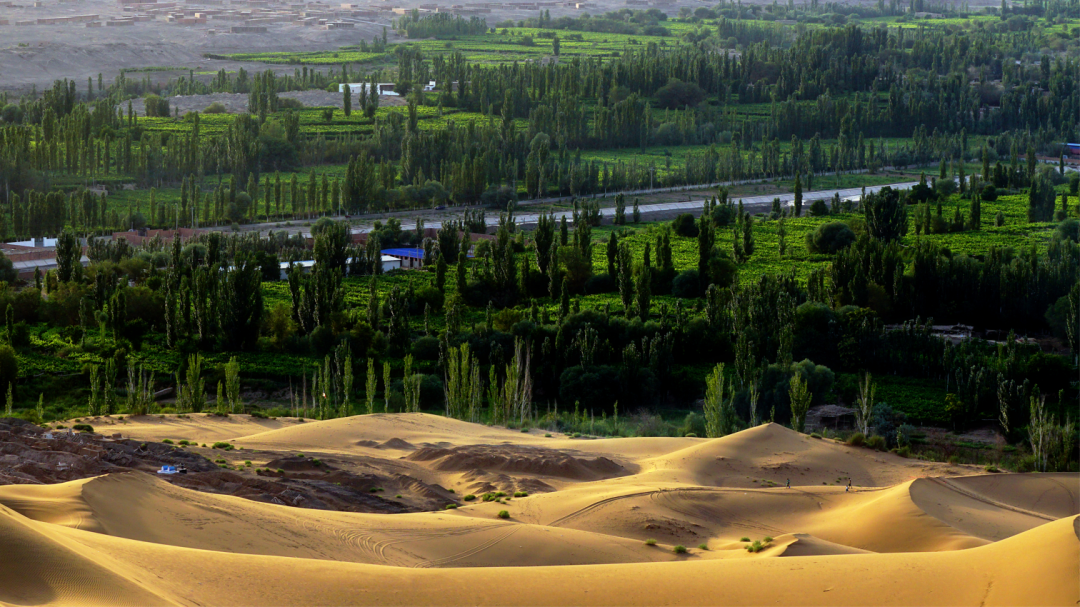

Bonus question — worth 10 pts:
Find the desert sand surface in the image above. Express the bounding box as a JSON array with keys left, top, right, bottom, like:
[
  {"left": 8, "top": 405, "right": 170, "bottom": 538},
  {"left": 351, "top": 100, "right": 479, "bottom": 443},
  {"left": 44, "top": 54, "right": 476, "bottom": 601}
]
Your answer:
[{"left": 1, "top": 413, "right": 1077, "bottom": 606}]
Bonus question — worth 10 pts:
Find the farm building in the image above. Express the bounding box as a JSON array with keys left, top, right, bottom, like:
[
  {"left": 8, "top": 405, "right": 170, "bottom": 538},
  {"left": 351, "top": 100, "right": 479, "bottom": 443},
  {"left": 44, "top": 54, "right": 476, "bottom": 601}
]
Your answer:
[
  {"left": 277, "top": 256, "right": 400, "bottom": 280},
  {"left": 380, "top": 248, "right": 427, "bottom": 269},
  {"left": 339, "top": 81, "right": 436, "bottom": 96},
  {"left": 339, "top": 82, "right": 398, "bottom": 96}
]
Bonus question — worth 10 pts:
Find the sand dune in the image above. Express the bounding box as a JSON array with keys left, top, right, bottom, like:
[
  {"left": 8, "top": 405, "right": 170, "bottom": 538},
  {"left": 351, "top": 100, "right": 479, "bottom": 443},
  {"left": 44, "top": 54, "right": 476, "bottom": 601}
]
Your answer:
[
  {"left": 474, "top": 479, "right": 990, "bottom": 552},
  {"left": 0, "top": 473, "right": 676, "bottom": 568},
  {"left": 638, "top": 423, "right": 958, "bottom": 488},
  {"left": 82, "top": 413, "right": 298, "bottom": 444},
  {"left": 3, "top": 414, "right": 1076, "bottom": 606},
  {"left": 909, "top": 474, "right": 1075, "bottom": 542},
  {"left": 1, "top": 502, "right": 1075, "bottom": 606}
]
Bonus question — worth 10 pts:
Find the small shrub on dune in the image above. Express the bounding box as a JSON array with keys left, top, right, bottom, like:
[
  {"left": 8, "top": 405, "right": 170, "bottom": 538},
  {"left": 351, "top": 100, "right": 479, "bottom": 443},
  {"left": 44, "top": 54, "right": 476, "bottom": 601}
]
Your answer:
[
  {"left": 445, "top": 504, "right": 458, "bottom": 510},
  {"left": 847, "top": 432, "right": 865, "bottom": 447},
  {"left": 809, "top": 433, "right": 822, "bottom": 439},
  {"left": 73, "top": 424, "right": 94, "bottom": 433},
  {"left": 866, "top": 435, "right": 886, "bottom": 451},
  {"left": 698, "top": 544, "right": 709, "bottom": 550},
  {"left": 463, "top": 494, "right": 476, "bottom": 501},
  {"left": 645, "top": 539, "right": 657, "bottom": 546},
  {"left": 513, "top": 491, "right": 528, "bottom": 497},
  {"left": 212, "top": 441, "right": 234, "bottom": 450},
  {"left": 739, "top": 537, "right": 750, "bottom": 542},
  {"left": 673, "top": 545, "right": 687, "bottom": 554},
  {"left": 162, "top": 439, "right": 174, "bottom": 444},
  {"left": 984, "top": 464, "right": 999, "bottom": 473},
  {"left": 497, "top": 510, "right": 510, "bottom": 519},
  {"left": 276, "top": 469, "right": 285, "bottom": 474}
]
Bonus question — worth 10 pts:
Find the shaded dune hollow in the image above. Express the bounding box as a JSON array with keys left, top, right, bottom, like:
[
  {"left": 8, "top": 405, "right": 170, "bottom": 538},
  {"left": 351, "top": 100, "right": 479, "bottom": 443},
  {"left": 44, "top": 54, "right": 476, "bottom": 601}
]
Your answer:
[{"left": 407, "top": 444, "right": 629, "bottom": 481}]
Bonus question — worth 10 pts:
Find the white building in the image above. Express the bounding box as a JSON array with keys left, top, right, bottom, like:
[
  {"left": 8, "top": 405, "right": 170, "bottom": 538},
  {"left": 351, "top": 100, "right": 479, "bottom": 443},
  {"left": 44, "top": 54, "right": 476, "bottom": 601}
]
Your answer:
[
  {"left": 277, "top": 256, "right": 400, "bottom": 280},
  {"left": 338, "top": 80, "right": 436, "bottom": 96}
]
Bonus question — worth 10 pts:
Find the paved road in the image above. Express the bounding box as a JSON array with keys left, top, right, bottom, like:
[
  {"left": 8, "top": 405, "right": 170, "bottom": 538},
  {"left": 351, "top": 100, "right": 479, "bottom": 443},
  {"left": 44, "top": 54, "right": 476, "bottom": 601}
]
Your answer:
[{"left": 245, "top": 180, "right": 917, "bottom": 237}]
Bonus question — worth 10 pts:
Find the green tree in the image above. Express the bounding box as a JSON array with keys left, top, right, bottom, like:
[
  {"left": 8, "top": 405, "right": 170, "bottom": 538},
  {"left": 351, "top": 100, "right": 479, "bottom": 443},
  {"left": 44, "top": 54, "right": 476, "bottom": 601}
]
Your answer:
[
  {"left": 703, "top": 363, "right": 735, "bottom": 438},
  {"left": 793, "top": 173, "right": 803, "bottom": 217},
  {"left": 225, "top": 356, "right": 241, "bottom": 413},
  {"left": 0, "top": 347, "right": 17, "bottom": 415},
  {"left": 862, "top": 187, "right": 907, "bottom": 242},
  {"left": 341, "top": 353, "right": 354, "bottom": 417},
  {"left": 635, "top": 262, "right": 651, "bottom": 320},
  {"left": 1028, "top": 173, "right": 1057, "bottom": 222},
  {"left": 855, "top": 372, "right": 875, "bottom": 436},
  {"left": 365, "top": 358, "right": 377, "bottom": 414},
  {"left": 788, "top": 371, "right": 812, "bottom": 433},
  {"left": 617, "top": 242, "right": 633, "bottom": 312},
  {"left": 382, "top": 361, "right": 392, "bottom": 412},
  {"left": 606, "top": 232, "right": 618, "bottom": 277},
  {"left": 55, "top": 229, "right": 81, "bottom": 283},
  {"left": 444, "top": 342, "right": 482, "bottom": 421},
  {"left": 180, "top": 354, "right": 205, "bottom": 413},
  {"left": 216, "top": 380, "right": 227, "bottom": 415}
]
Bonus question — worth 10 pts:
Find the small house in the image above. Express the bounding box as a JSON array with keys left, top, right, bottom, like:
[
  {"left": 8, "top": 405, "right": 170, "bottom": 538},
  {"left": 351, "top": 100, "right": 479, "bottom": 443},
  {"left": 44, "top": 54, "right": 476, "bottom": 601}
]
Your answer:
[{"left": 380, "top": 248, "right": 425, "bottom": 269}]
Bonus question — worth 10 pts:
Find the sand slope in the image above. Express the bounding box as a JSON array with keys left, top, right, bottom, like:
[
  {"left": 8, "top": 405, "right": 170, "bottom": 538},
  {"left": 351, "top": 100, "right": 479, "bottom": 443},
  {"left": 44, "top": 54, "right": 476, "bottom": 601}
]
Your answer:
[
  {"left": 4, "top": 415, "right": 1077, "bottom": 606},
  {"left": 1, "top": 502, "right": 1076, "bottom": 606},
  {"left": 638, "top": 423, "right": 954, "bottom": 488},
  {"left": 0, "top": 473, "right": 676, "bottom": 568},
  {"left": 81, "top": 413, "right": 298, "bottom": 444}
]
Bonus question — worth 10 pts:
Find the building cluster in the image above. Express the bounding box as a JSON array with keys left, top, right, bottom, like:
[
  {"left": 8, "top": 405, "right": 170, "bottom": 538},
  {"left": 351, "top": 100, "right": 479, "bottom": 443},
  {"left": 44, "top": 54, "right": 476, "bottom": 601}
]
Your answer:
[{"left": 0, "top": 224, "right": 495, "bottom": 280}]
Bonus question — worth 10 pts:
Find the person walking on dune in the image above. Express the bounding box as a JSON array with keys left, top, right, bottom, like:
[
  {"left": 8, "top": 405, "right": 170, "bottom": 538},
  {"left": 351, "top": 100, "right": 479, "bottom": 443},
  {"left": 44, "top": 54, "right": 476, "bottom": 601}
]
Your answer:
[
  {"left": 786, "top": 479, "right": 790, "bottom": 489},
  {"left": 846, "top": 479, "right": 851, "bottom": 492}
]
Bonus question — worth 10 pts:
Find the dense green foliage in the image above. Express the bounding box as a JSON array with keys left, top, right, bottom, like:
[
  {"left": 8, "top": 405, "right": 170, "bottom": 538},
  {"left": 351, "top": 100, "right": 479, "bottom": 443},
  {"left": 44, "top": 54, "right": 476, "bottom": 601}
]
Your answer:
[{"left": 0, "top": 2, "right": 1076, "bottom": 471}]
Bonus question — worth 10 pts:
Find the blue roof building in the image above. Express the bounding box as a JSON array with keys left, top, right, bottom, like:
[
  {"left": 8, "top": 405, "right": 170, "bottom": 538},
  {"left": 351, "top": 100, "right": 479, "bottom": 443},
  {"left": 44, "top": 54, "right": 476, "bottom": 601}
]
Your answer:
[{"left": 381, "top": 248, "right": 426, "bottom": 269}]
